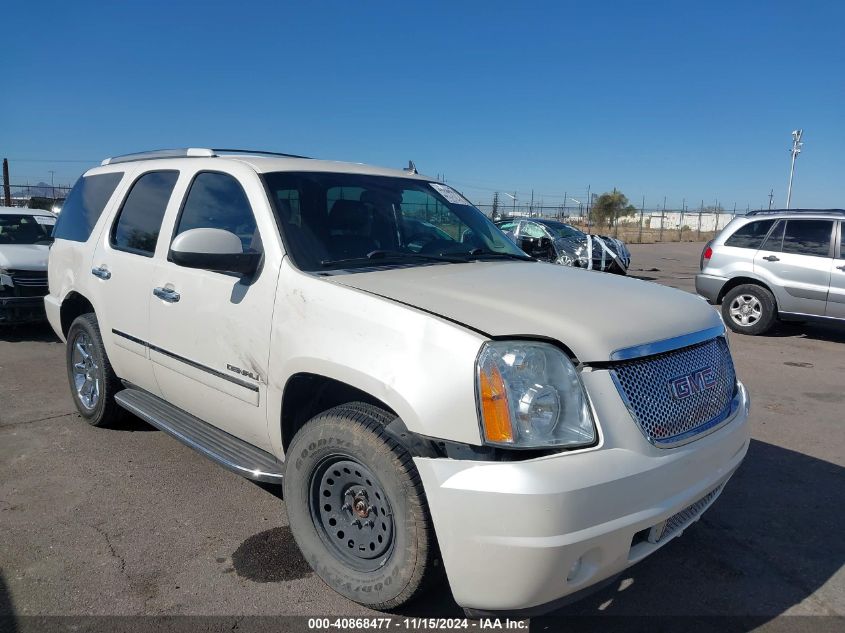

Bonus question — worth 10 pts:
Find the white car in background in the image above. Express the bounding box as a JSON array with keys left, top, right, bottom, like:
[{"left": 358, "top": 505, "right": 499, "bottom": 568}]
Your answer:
[{"left": 0, "top": 206, "right": 55, "bottom": 324}]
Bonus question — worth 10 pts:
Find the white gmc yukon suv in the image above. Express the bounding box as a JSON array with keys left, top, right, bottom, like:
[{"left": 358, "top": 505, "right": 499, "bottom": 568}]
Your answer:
[{"left": 46, "top": 149, "right": 750, "bottom": 616}]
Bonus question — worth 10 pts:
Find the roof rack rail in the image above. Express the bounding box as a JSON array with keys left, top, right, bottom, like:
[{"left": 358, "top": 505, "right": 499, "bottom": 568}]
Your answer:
[
  {"left": 101, "top": 148, "right": 216, "bottom": 166},
  {"left": 746, "top": 208, "right": 845, "bottom": 217},
  {"left": 212, "top": 148, "right": 311, "bottom": 159},
  {"left": 101, "top": 147, "right": 311, "bottom": 166}
]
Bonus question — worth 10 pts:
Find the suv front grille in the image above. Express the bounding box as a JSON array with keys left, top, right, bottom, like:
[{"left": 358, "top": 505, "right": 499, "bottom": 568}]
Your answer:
[
  {"left": 5, "top": 270, "right": 49, "bottom": 297},
  {"left": 611, "top": 337, "right": 736, "bottom": 447}
]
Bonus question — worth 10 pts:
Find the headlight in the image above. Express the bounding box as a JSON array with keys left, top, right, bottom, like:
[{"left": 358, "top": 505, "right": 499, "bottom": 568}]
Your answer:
[
  {"left": 0, "top": 269, "right": 13, "bottom": 288},
  {"left": 476, "top": 341, "right": 596, "bottom": 449}
]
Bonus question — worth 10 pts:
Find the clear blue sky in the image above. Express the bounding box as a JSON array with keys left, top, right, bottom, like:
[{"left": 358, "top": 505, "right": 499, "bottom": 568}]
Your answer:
[{"left": 5, "top": 0, "right": 844, "bottom": 210}]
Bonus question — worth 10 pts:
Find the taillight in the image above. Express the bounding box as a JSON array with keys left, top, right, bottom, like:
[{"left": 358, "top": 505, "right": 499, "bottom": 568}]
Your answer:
[{"left": 700, "top": 244, "right": 713, "bottom": 270}]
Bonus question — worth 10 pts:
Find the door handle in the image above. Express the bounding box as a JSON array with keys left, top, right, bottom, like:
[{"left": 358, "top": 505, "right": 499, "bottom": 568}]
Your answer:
[
  {"left": 762, "top": 255, "right": 780, "bottom": 262},
  {"left": 91, "top": 266, "right": 111, "bottom": 280},
  {"left": 153, "top": 287, "right": 181, "bottom": 303},
  {"left": 838, "top": 265, "right": 845, "bottom": 271}
]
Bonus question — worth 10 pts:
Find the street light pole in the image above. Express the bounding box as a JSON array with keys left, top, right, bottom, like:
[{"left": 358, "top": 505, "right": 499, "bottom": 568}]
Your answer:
[
  {"left": 786, "top": 129, "right": 803, "bottom": 209},
  {"left": 502, "top": 191, "right": 517, "bottom": 216}
]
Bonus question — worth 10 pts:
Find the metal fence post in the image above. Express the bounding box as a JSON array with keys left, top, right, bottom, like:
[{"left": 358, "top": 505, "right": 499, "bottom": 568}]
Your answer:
[
  {"left": 2, "top": 159, "right": 10, "bottom": 207},
  {"left": 658, "top": 199, "right": 665, "bottom": 242},
  {"left": 678, "top": 199, "right": 685, "bottom": 241},
  {"left": 638, "top": 196, "right": 644, "bottom": 244},
  {"left": 697, "top": 200, "right": 704, "bottom": 240}
]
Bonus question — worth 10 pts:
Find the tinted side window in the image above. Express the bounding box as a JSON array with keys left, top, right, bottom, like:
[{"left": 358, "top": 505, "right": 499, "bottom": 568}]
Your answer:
[
  {"left": 174, "top": 172, "right": 260, "bottom": 253},
  {"left": 781, "top": 220, "right": 833, "bottom": 257},
  {"left": 724, "top": 219, "right": 775, "bottom": 249},
  {"left": 53, "top": 172, "right": 123, "bottom": 242},
  {"left": 111, "top": 171, "right": 179, "bottom": 256},
  {"left": 761, "top": 220, "right": 784, "bottom": 251}
]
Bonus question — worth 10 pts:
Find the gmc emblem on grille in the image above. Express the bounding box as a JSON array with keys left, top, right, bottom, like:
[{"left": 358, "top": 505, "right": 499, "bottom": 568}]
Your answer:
[{"left": 668, "top": 367, "right": 717, "bottom": 400}]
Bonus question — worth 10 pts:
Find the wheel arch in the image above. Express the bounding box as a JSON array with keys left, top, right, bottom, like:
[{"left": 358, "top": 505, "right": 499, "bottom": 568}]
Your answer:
[
  {"left": 280, "top": 372, "right": 399, "bottom": 453},
  {"left": 60, "top": 291, "right": 96, "bottom": 337},
  {"left": 717, "top": 275, "right": 779, "bottom": 309}
]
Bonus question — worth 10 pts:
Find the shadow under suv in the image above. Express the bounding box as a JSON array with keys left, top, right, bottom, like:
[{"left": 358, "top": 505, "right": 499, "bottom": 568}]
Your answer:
[{"left": 696, "top": 209, "right": 845, "bottom": 335}]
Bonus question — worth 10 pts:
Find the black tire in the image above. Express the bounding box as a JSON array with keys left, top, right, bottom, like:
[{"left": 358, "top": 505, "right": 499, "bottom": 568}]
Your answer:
[
  {"left": 65, "top": 313, "right": 123, "bottom": 426},
  {"left": 721, "top": 283, "right": 777, "bottom": 335},
  {"left": 283, "top": 403, "right": 438, "bottom": 610}
]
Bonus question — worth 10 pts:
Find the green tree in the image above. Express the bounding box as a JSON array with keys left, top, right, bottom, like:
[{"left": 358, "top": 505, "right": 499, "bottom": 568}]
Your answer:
[{"left": 591, "top": 189, "right": 637, "bottom": 228}]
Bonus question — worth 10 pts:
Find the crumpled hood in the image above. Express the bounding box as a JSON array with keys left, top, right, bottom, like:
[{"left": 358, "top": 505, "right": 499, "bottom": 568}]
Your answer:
[
  {"left": 0, "top": 245, "right": 49, "bottom": 271},
  {"left": 329, "top": 261, "right": 722, "bottom": 362}
]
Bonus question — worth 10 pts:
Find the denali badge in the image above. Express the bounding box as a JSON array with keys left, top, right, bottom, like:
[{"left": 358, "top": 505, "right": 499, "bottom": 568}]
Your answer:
[
  {"left": 227, "top": 363, "right": 260, "bottom": 381},
  {"left": 669, "top": 367, "right": 717, "bottom": 400}
]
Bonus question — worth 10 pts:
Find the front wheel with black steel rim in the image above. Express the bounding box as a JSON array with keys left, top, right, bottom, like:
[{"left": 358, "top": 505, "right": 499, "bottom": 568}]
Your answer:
[
  {"left": 721, "top": 283, "right": 777, "bottom": 335},
  {"left": 65, "top": 313, "right": 123, "bottom": 426},
  {"left": 283, "top": 403, "right": 439, "bottom": 610}
]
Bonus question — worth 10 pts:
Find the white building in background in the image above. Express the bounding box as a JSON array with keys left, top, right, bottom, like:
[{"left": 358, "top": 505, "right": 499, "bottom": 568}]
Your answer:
[{"left": 622, "top": 212, "right": 736, "bottom": 233}]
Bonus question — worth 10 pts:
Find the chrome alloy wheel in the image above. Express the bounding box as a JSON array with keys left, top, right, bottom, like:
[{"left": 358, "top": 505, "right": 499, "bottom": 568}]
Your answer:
[
  {"left": 71, "top": 331, "right": 101, "bottom": 410},
  {"left": 729, "top": 294, "right": 762, "bottom": 327}
]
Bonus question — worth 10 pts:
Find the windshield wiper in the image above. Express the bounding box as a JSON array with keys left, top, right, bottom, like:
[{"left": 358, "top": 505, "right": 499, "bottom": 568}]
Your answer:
[
  {"left": 320, "top": 250, "right": 468, "bottom": 268},
  {"left": 464, "top": 248, "right": 535, "bottom": 261}
]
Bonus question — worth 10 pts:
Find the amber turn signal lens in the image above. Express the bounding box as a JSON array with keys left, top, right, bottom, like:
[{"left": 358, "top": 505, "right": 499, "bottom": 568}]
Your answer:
[{"left": 479, "top": 363, "right": 513, "bottom": 444}]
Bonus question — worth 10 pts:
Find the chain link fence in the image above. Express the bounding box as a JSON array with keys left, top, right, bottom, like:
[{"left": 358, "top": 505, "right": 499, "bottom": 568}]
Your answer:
[
  {"left": 3, "top": 184, "right": 73, "bottom": 211},
  {"left": 475, "top": 205, "right": 738, "bottom": 244}
]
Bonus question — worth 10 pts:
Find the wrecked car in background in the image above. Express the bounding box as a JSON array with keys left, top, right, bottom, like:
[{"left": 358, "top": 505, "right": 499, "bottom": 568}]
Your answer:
[
  {"left": 497, "top": 218, "right": 631, "bottom": 274},
  {"left": 0, "top": 206, "right": 55, "bottom": 324}
]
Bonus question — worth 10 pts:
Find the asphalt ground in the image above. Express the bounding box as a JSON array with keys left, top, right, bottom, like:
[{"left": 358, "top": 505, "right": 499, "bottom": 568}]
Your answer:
[{"left": 1, "top": 241, "right": 843, "bottom": 630}]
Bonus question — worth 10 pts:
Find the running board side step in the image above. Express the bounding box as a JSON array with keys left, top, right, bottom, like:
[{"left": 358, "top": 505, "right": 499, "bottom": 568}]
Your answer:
[{"left": 114, "top": 388, "right": 284, "bottom": 483}]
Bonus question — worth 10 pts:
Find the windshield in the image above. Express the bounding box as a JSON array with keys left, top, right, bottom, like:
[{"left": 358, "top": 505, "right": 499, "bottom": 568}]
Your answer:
[
  {"left": 262, "top": 172, "right": 530, "bottom": 271},
  {"left": 538, "top": 221, "right": 584, "bottom": 239},
  {"left": 0, "top": 214, "right": 55, "bottom": 245}
]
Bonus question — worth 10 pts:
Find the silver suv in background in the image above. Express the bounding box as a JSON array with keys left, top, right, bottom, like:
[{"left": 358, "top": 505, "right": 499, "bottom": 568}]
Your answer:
[{"left": 696, "top": 209, "right": 845, "bottom": 335}]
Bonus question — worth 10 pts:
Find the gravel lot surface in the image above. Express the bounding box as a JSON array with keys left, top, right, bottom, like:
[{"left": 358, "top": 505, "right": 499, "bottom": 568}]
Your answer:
[{"left": 1, "top": 241, "right": 842, "bottom": 628}]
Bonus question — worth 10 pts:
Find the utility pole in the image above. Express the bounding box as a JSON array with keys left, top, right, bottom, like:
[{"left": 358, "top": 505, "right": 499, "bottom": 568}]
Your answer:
[
  {"left": 768, "top": 189, "right": 774, "bottom": 210},
  {"left": 2, "top": 159, "right": 10, "bottom": 207},
  {"left": 786, "top": 129, "right": 803, "bottom": 208},
  {"left": 586, "top": 185, "right": 591, "bottom": 234}
]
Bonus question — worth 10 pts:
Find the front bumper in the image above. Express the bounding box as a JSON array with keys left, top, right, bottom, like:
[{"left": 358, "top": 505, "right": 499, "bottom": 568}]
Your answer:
[
  {"left": 0, "top": 296, "right": 47, "bottom": 324},
  {"left": 415, "top": 380, "right": 750, "bottom": 614},
  {"left": 695, "top": 273, "right": 728, "bottom": 304}
]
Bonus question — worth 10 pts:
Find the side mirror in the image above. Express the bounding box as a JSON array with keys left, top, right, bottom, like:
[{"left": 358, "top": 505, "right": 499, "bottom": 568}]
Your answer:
[{"left": 170, "top": 228, "right": 261, "bottom": 276}]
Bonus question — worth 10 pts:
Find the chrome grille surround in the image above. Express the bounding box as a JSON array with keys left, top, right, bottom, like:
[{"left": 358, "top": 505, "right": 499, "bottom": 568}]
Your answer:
[{"left": 610, "top": 336, "right": 737, "bottom": 448}]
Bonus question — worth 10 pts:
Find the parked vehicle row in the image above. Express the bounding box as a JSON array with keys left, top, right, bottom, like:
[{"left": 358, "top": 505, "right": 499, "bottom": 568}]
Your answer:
[
  {"left": 696, "top": 209, "right": 845, "bottom": 335},
  {"left": 44, "top": 148, "right": 748, "bottom": 616}
]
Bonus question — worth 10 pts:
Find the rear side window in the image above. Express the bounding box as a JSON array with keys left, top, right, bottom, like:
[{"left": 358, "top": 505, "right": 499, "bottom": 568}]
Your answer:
[
  {"left": 173, "top": 172, "right": 260, "bottom": 253},
  {"left": 724, "top": 219, "right": 775, "bottom": 249},
  {"left": 781, "top": 220, "right": 833, "bottom": 257},
  {"left": 53, "top": 172, "right": 123, "bottom": 242},
  {"left": 111, "top": 171, "right": 179, "bottom": 256}
]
